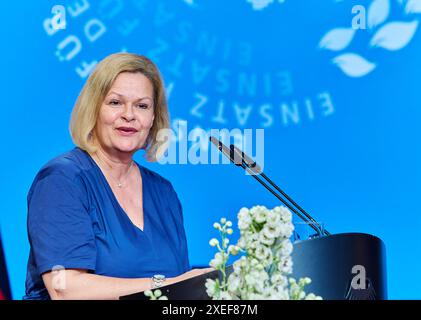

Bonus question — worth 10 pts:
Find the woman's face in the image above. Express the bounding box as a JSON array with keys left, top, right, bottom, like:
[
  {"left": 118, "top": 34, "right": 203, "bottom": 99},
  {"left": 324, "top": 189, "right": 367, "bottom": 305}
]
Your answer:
[{"left": 94, "top": 72, "right": 155, "bottom": 156}]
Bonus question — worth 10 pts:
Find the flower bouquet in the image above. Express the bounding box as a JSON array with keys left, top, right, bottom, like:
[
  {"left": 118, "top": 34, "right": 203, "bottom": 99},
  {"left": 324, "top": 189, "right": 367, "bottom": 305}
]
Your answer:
[{"left": 205, "top": 205, "right": 322, "bottom": 300}]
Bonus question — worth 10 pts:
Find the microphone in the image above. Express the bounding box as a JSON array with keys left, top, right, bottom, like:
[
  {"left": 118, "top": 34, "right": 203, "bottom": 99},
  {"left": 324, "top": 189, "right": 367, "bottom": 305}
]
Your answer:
[
  {"left": 209, "top": 137, "right": 260, "bottom": 173},
  {"left": 230, "top": 144, "right": 262, "bottom": 175},
  {"left": 209, "top": 136, "right": 330, "bottom": 237},
  {"left": 209, "top": 136, "right": 242, "bottom": 167}
]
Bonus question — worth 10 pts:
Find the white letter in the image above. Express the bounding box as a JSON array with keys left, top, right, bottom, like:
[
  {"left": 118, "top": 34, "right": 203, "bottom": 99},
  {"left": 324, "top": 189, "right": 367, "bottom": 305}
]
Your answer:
[
  {"left": 55, "top": 35, "right": 82, "bottom": 61},
  {"left": 352, "top": 5, "right": 366, "bottom": 30},
  {"left": 259, "top": 104, "right": 273, "bottom": 127},
  {"left": 51, "top": 5, "right": 66, "bottom": 31},
  {"left": 156, "top": 128, "right": 176, "bottom": 164},
  {"left": 234, "top": 103, "right": 253, "bottom": 126},
  {"left": 188, "top": 127, "right": 209, "bottom": 164},
  {"left": 319, "top": 92, "right": 335, "bottom": 117},
  {"left": 351, "top": 265, "right": 367, "bottom": 289},
  {"left": 84, "top": 19, "right": 106, "bottom": 42},
  {"left": 211, "top": 100, "right": 227, "bottom": 124},
  {"left": 191, "top": 93, "right": 207, "bottom": 118},
  {"left": 68, "top": 0, "right": 90, "bottom": 18},
  {"left": 75, "top": 60, "right": 97, "bottom": 78},
  {"left": 281, "top": 102, "right": 300, "bottom": 126}
]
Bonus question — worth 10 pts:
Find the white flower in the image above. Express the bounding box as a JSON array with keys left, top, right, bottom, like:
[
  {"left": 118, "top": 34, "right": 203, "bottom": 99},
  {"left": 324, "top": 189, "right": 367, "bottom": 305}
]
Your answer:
[
  {"left": 245, "top": 273, "right": 257, "bottom": 287},
  {"left": 299, "top": 277, "right": 312, "bottom": 286},
  {"left": 271, "top": 273, "right": 288, "bottom": 286},
  {"left": 279, "top": 239, "right": 293, "bottom": 256},
  {"left": 228, "top": 245, "right": 239, "bottom": 255},
  {"left": 209, "top": 238, "right": 219, "bottom": 247},
  {"left": 213, "top": 222, "right": 222, "bottom": 230},
  {"left": 238, "top": 209, "right": 252, "bottom": 230},
  {"left": 210, "top": 252, "right": 225, "bottom": 268},
  {"left": 255, "top": 245, "right": 273, "bottom": 265},
  {"left": 305, "top": 293, "right": 323, "bottom": 300},
  {"left": 205, "top": 279, "right": 218, "bottom": 297},
  {"left": 266, "top": 209, "right": 281, "bottom": 225},
  {"left": 262, "top": 223, "right": 281, "bottom": 239},
  {"left": 278, "top": 256, "right": 293, "bottom": 274},
  {"left": 144, "top": 288, "right": 168, "bottom": 300},
  {"left": 237, "top": 236, "right": 246, "bottom": 249},
  {"left": 244, "top": 269, "right": 268, "bottom": 293},
  {"left": 233, "top": 256, "right": 247, "bottom": 274},
  {"left": 238, "top": 207, "right": 250, "bottom": 218},
  {"left": 251, "top": 205, "right": 268, "bottom": 223},
  {"left": 273, "top": 286, "right": 290, "bottom": 300},
  {"left": 279, "top": 223, "right": 294, "bottom": 238},
  {"left": 247, "top": 233, "right": 260, "bottom": 249},
  {"left": 208, "top": 206, "right": 321, "bottom": 300},
  {"left": 223, "top": 238, "right": 230, "bottom": 246},
  {"left": 219, "top": 291, "right": 233, "bottom": 300},
  {"left": 259, "top": 232, "right": 275, "bottom": 246},
  {"left": 278, "top": 206, "right": 293, "bottom": 223},
  {"left": 154, "top": 289, "right": 162, "bottom": 297},
  {"left": 250, "top": 258, "right": 260, "bottom": 268},
  {"left": 227, "top": 274, "right": 241, "bottom": 292},
  {"left": 233, "top": 261, "right": 242, "bottom": 274}
]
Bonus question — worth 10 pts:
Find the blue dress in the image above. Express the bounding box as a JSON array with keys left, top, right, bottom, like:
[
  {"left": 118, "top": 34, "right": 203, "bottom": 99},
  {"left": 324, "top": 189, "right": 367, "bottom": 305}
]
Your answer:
[{"left": 23, "top": 147, "right": 190, "bottom": 300}]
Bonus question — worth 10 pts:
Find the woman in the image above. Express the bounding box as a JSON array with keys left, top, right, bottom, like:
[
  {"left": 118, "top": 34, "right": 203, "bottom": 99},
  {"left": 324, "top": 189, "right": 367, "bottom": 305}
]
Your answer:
[{"left": 23, "top": 53, "right": 211, "bottom": 300}]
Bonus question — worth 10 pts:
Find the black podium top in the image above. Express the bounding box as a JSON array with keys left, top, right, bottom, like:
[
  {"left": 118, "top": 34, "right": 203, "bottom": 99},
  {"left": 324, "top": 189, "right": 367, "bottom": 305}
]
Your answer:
[
  {"left": 291, "top": 232, "right": 387, "bottom": 300},
  {"left": 120, "top": 233, "right": 387, "bottom": 300}
]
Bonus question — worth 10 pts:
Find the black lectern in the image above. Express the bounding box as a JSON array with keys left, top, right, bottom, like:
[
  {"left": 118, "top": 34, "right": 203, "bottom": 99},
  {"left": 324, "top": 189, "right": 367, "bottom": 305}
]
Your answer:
[
  {"left": 291, "top": 232, "right": 387, "bottom": 300},
  {"left": 120, "top": 233, "right": 387, "bottom": 300}
]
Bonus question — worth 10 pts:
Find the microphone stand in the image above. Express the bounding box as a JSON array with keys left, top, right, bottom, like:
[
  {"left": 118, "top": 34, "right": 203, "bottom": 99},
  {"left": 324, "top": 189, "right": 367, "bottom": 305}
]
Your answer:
[{"left": 210, "top": 137, "right": 330, "bottom": 237}]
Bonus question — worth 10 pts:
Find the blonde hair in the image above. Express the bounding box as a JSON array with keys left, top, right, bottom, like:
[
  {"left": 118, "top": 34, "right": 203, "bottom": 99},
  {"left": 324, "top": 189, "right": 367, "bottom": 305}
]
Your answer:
[{"left": 69, "top": 53, "right": 170, "bottom": 161}]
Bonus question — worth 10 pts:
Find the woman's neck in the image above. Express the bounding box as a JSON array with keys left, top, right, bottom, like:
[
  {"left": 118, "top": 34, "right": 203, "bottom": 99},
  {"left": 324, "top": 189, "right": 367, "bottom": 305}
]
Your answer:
[{"left": 91, "top": 145, "right": 134, "bottom": 180}]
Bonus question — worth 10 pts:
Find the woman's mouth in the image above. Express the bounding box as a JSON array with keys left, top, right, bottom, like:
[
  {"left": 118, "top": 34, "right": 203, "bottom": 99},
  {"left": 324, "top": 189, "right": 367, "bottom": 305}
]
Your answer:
[{"left": 116, "top": 127, "right": 138, "bottom": 136}]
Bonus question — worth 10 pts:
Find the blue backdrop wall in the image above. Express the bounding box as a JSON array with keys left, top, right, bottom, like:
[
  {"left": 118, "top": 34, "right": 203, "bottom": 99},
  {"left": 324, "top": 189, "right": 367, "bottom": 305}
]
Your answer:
[{"left": 2, "top": 0, "right": 420, "bottom": 299}]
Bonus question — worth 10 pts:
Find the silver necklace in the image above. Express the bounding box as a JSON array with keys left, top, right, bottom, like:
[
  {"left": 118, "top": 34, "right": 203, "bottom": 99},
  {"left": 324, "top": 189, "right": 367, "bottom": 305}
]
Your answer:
[
  {"left": 115, "top": 161, "right": 134, "bottom": 188},
  {"left": 95, "top": 154, "right": 134, "bottom": 188}
]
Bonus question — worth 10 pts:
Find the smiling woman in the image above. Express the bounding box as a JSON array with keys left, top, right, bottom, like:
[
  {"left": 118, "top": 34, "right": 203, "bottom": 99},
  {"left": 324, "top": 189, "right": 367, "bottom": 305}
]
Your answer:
[{"left": 23, "top": 53, "right": 212, "bottom": 300}]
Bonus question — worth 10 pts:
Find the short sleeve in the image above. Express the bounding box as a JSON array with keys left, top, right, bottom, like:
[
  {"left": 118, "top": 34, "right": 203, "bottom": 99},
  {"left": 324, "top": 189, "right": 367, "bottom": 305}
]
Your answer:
[{"left": 27, "top": 172, "right": 96, "bottom": 275}]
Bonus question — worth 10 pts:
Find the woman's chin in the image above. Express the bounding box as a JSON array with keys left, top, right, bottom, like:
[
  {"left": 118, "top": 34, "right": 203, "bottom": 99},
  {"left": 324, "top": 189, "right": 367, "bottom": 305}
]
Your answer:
[{"left": 113, "top": 143, "right": 140, "bottom": 154}]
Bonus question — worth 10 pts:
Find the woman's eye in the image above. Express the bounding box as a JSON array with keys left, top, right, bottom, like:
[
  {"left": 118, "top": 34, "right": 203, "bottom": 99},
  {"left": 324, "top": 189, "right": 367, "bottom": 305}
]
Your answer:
[
  {"left": 109, "top": 100, "right": 121, "bottom": 106},
  {"left": 137, "top": 104, "right": 149, "bottom": 109}
]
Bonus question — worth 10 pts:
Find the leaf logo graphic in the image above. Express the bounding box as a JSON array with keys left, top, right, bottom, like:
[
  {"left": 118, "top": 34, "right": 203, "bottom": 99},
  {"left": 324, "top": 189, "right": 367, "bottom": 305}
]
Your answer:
[
  {"left": 332, "top": 53, "right": 376, "bottom": 77},
  {"left": 368, "top": 0, "right": 390, "bottom": 29},
  {"left": 406, "top": 0, "right": 421, "bottom": 14},
  {"left": 370, "top": 20, "right": 419, "bottom": 50},
  {"left": 246, "top": 0, "right": 274, "bottom": 10},
  {"left": 183, "top": 0, "right": 195, "bottom": 6},
  {"left": 319, "top": 28, "right": 356, "bottom": 51}
]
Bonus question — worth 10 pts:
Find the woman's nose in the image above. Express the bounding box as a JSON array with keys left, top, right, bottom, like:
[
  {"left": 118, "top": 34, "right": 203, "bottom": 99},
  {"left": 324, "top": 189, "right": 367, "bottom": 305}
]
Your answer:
[{"left": 121, "top": 104, "right": 135, "bottom": 122}]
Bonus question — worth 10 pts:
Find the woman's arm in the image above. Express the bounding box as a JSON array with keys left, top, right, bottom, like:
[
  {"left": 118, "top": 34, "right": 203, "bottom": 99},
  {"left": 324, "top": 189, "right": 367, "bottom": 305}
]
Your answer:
[{"left": 42, "top": 268, "right": 213, "bottom": 300}]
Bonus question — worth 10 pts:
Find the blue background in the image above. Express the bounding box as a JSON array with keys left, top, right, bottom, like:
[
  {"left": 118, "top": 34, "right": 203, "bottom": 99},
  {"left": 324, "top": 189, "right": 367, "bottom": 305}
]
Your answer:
[{"left": 1, "top": 0, "right": 420, "bottom": 299}]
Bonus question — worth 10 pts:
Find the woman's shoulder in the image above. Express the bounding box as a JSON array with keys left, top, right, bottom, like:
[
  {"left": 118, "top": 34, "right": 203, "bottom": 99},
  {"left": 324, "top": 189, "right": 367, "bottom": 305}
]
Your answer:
[{"left": 34, "top": 147, "right": 92, "bottom": 182}]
